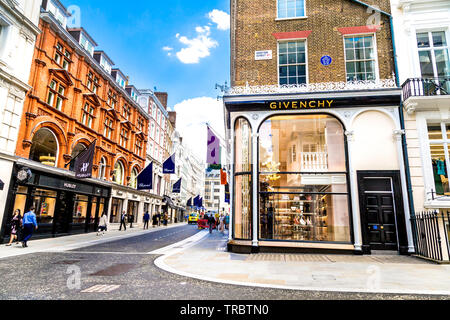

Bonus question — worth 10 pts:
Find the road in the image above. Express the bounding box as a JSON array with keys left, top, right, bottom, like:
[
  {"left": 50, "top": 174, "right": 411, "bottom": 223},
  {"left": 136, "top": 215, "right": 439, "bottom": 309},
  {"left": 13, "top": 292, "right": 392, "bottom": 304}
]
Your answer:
[{"left": 0, "top": 224, "right": 448, "bottom": 301}]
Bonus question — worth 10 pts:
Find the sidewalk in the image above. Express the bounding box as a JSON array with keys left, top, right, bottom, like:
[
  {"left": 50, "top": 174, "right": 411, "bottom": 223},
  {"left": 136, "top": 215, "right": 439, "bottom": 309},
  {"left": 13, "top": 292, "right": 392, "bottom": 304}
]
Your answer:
[
  {"left": 0, "top": 222, "right": 185, "bottom": 260},
  {"left": 154, "top": 229, "right": 450, "bottom": 296}
]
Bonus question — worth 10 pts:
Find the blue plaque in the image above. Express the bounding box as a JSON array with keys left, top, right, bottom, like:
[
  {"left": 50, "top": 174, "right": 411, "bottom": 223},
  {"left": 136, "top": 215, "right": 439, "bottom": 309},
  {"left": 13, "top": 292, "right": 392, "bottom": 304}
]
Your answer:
[{"left": 321, "top": 55, "right": 332, "bottom": 66}]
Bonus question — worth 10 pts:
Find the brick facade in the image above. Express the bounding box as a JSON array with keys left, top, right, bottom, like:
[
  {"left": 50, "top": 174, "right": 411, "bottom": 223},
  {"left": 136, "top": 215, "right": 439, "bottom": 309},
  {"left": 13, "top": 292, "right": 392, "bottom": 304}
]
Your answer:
[
  {"left": 231, "top": 0, "right": 395, "bottom": 86},
  {"left": 17, "top": 19, "right": 149, "bottom": 184}
]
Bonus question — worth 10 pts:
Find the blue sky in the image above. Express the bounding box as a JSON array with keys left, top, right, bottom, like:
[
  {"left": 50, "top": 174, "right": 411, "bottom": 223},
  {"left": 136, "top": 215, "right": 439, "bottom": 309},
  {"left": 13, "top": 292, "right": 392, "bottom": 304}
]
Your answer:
[{"left": 62, "top": 0, "right": 230, "bottom": 108}]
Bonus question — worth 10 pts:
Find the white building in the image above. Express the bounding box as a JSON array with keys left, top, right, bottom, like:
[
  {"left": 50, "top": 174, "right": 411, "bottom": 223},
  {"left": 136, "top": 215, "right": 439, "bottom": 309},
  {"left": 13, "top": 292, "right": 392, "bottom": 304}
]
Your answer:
[
  {"left": 0, "top": 0, "right": 40, "bottom": 230},
  {"left": 391, "top": 0, "right": 450, "bottom": 260}
]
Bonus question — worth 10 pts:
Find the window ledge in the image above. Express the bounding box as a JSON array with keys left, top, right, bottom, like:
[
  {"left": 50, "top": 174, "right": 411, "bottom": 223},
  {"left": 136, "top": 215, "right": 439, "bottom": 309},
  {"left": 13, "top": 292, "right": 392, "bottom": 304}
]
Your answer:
[
  {"left": 424, "top": 199, "right": 450, "bottom": 209},
  {"left": 275, "top": 16, "right": 308, "bottom": 21}
]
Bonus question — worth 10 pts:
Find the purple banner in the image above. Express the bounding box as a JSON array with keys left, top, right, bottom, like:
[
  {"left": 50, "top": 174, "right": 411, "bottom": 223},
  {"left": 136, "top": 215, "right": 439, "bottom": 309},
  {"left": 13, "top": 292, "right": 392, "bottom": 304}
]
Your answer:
[{"left": 206, "top": 126, "right": 220, "bottom": 165}]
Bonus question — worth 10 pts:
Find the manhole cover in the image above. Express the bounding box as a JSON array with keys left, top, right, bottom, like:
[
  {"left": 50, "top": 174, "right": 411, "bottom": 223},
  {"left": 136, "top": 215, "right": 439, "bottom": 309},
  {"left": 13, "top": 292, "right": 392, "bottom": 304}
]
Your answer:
[
  {"left": 90, "top": 263, "right": 136, "bottom": 276},
  {"left": 81, "top": 285, "right": 121, "bottom": 293}
]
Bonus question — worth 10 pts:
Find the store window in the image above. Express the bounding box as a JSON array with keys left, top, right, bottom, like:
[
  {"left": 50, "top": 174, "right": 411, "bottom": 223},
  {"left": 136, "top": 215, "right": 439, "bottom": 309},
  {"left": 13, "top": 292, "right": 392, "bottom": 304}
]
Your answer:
[
  {"left": 29, "top": 128, "right": 58, "bottom": 167},
  {"left": 12, "top": 186, "right": 28, "bottom": 219},
  {"left": 33, "top": 189, "right": 57, "bottom": 225},
  {"left": 277, "top": 0, "right": 305, "bottom": 19},
  {"left": 345, "top": 35, "right": 377, "bottom": 81},
  {"left": 279, "top": 41, "right": 307, "bottom": 85},
  {"left": 234, "top": 118, "right": 252, "bottom": 240},
  {"left": 73, "top": 195, "right": 89, "bottom": 225},
  {"left": 258, "top": 114, "right": 350, "bottom": 242},
  {"left": 428, "top": 122, "right": 450, "bottom": 196},
  {"left": 110, "top": 198, "right": 123, "bottom": 223}
]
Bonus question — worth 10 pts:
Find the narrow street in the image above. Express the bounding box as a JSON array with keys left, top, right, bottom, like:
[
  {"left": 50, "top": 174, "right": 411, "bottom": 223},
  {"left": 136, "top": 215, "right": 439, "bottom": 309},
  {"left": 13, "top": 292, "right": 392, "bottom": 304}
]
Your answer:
[{"left": 0, "top": 224, "right": 448, "bottom": 301}]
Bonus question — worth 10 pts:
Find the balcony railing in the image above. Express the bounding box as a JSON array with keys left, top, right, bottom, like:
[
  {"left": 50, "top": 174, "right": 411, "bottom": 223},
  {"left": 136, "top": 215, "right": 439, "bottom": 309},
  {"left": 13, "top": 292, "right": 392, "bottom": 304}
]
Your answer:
[
  {"left": 402, "top": 77, "right": 450, "bottom": 101},
  {"left": 301, "top": 152, "right": 328, "bottom": 172}
]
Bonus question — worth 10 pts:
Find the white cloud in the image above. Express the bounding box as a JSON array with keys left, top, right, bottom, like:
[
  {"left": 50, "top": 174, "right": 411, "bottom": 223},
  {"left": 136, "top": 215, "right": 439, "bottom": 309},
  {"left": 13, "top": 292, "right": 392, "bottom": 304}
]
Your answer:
[
  {"left": 174, "top": 97, "right": 225, "bottom": 162},
  {"left": 175, "top": 25, "right": 218, "bottom": 64},
  {"left": 208, "top": 9, "right": 230, "bottom": 31},
  {"left": 162, "top": 46, "right": 173, "bottom": 51}
]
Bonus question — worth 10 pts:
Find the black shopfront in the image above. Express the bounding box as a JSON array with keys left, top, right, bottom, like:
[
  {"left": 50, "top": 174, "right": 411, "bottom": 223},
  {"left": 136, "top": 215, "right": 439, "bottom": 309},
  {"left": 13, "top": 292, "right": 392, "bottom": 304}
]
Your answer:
[{"left": 1, "top": 164, "right": 111, "bottom": 242}]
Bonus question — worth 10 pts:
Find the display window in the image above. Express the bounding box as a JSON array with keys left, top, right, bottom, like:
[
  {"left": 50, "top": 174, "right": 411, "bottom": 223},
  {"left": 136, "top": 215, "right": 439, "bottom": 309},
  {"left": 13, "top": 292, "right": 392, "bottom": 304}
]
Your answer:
[
  {"left": 33, "top": 189, "right": 57, "bottom": 224},
  {"left": 89, "top": 197, "right": 97, "bottom": 224},
  {"left": 13, "top": 186, "right": 28, "bottom": 218},
  {"left": 258, "top": 114, "right": 351, "bottom": 243},
  {"left": 234, "top": 118, "right": 252, "bottom": 240},
  {"left": 110, "top": 198, "right": 123, "bottom": 223},
  {"left": 128, "top": 200, "right": 139, "bottom": 222},
  {"left": 428, "top": 122, "right": 450, "bottom": 196},
  {"left": 73, "top": 195, "right": 89, "bottom": 224}
]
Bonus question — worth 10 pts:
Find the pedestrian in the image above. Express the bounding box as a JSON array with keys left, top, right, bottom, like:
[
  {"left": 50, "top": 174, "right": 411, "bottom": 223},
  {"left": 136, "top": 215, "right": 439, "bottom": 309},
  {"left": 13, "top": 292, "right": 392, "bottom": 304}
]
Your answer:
[
  {"left": 152, "top": 213, "right": 158, "bottom": 228},
  {"left": 119, "top": 211, "right": 127, "bottom": 231},
  {"left": 156, "top": 212, "right": 161, "bottom": 226},
  {"left": 219, "top": 214, "right": 225, "bottom": 234},
  {"left": 6, "top": 209, "right": 22, "bottom": 246},
  {"left": 225, "top": 213, "right": 230, "bottom": 230},
  {"left": 143, "top": 211, "right": 150, "bottom": 230},
  {"left": 97, "top": 212, "right": 108, "bottom": 236},
  {"left": 163, "top": 212, "right": 168, "bottom": 226},
  {"left": 22, "top": 206, "right": 38, "bottom": 248},
  {"left": 129, "top": 213, "right": 134, "bottom": 228},
  {"left": 208, "top": 214, "right": 215, "bottom": 234}
]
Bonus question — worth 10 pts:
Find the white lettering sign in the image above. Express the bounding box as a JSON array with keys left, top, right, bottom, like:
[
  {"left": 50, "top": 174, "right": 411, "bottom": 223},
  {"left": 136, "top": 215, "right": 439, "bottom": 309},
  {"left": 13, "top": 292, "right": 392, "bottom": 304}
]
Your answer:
[{"left": 255, "top": 50, "right": 272, "bottom": 61}]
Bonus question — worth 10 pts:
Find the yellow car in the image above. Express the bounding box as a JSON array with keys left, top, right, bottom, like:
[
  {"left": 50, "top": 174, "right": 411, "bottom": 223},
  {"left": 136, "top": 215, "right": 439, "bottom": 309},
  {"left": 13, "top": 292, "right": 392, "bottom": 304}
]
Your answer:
[{"left": 188, "top": 213, "right": 199, "bottom": 224}]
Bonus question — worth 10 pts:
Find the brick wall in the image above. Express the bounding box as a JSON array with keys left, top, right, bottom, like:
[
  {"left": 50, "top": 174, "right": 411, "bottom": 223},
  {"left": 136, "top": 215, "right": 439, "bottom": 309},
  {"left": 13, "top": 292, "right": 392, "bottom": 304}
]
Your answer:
[{"left": 231, "top": 0, "right": 395, "bottom": 86}]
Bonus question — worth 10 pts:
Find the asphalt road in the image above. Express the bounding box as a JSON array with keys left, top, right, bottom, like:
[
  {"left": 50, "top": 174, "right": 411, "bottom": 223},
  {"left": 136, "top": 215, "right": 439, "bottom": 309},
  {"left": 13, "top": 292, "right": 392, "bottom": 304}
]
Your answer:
[{"left": 0, "top": 224, "right": 448, "bottom": 302}]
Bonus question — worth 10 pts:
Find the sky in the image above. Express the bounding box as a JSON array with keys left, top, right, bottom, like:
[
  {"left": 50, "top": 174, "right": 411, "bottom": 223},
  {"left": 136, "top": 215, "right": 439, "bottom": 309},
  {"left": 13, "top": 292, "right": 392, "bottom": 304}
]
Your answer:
[{"left": 61, "top": 0, "right": 230, "bottom": 161}]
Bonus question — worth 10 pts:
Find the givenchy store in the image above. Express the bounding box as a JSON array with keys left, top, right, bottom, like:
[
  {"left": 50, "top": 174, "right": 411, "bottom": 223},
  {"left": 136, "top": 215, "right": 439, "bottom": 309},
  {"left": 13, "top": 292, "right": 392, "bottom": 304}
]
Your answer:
[
  {"left": 225, "top": 87, "right": 415, "bottom": 255},
  {"left": 1, "top": 162, "right": 111, "bottom": 241}
]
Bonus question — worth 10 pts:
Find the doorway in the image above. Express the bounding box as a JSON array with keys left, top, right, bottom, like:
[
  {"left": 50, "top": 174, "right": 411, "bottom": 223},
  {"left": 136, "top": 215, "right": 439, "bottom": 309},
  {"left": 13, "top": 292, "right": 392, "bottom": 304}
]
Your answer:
[{"left": 357, "top": 171, "right": 409, "bottom": 254}]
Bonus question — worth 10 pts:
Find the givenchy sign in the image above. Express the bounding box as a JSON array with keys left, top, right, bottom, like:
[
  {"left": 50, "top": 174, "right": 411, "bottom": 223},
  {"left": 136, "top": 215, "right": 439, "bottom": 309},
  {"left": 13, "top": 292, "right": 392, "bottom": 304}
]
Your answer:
[{"left": 269, "top": 100, "right": 334, "bottom": 110}]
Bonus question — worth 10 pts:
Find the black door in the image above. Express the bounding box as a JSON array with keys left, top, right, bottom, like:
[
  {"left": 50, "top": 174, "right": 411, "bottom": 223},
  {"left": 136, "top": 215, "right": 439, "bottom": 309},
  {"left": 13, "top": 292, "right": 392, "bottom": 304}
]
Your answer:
[
  {"left": 364, "top": 193, "right": 398, "bottom": 250},
  {"left": 53, "top": 191, "right": 74, "bottom": 235}
]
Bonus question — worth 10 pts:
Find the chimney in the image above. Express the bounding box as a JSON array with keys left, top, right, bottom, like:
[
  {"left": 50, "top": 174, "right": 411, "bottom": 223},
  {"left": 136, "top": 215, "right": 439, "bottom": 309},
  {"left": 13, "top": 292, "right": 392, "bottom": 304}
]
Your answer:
[
  {"left": 169, "top": 111, "right": 177, "bottom": 128},
  {"left": 155, "top": 92, "right": 168, "bottom": 110}
]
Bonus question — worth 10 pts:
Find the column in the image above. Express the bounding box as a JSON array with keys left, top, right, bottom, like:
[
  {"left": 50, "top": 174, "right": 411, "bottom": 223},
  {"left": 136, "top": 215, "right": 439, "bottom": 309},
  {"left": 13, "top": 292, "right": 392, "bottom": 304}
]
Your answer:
[
  {"left": 252, "top": 132, "right": 259, "bottom": 248},
  {"left": 345, "top": 130, "right": 363, "bottom": 253},
  {"left": 394, "top": 129, "right": 415, "bottom": 253}
]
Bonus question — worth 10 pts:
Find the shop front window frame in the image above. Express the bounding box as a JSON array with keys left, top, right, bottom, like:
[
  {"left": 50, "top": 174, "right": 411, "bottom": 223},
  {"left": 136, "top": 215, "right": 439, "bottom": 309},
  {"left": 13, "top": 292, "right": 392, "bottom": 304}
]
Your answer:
[
  {"left": 257, "top": 113, "right": 353, "bottom": 244},
  {"left": 233, "top": 117, "right": 253, "bottom": 241},
  {"left": 427, "top": 121, "right": 450, "bottom": 197}
]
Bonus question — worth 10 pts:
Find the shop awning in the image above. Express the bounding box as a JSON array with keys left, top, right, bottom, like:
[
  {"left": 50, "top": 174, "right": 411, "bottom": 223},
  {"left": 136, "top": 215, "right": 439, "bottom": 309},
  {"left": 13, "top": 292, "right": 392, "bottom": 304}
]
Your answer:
[{"left": 163, "top": 195, "right": 177, "bottom": 209}]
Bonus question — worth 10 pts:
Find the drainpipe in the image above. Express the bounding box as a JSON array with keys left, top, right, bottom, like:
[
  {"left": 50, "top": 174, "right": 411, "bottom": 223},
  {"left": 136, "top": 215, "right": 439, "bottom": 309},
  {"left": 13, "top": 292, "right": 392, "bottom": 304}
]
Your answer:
[{"left": 349, "top": 1, "right": 416, "bottom": 223}]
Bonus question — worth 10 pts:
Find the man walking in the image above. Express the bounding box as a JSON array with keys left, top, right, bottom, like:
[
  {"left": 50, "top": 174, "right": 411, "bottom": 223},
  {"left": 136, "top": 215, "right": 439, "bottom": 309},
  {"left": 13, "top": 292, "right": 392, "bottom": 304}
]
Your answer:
[
  {"left": 119, "top": 211, "right": 127, "bottom": 231},
  {"left": 129, "top": 213, "right": 134, "bottom": 228},
  {"left": 208, "top": 214, "right": 215, "bottom": 234},
  {"left": 143, "top": 211, "right": 150, "bottom": 230},
  {"left": 22, "top": 206, "right": 38, "bottom": 247}
]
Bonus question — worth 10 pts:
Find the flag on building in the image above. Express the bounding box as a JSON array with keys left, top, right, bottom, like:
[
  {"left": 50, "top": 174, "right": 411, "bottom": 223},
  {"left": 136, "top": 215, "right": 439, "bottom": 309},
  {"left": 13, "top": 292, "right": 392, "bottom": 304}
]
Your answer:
[
  {"left": 137, "top": 162, "right": 153, "bottom": 190},
  {"left": 220, "top": 168, "right": 227, "bottom": 185},
  {"left": 225, "top": 183, "right": 230, "bottom": 203},
  {"left": 163, "top": 153, "right": 176, "bottom": 174},
  {"left": 187, "top": 198, "right": 192, "bottom": 207},
  {"left": 74, "top": 140, "right": 96, "bottom": 179},
  {"left": 172, "top": 178, "right": 182, "bottom": 193},
  {"left": 206, "top": 126, "right": 220, "bottom": 165},
  {"left": 193, "top": 195, "right": 201, "bottom": 208}
]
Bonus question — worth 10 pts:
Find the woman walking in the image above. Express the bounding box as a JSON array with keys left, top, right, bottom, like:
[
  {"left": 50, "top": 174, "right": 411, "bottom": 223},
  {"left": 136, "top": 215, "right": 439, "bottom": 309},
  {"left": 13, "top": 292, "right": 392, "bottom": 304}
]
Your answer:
[
  {"left": 97, "top": 213, "right": 108, "bottom": 236},
  {"left": 6, "top": 209, "right": 22, "bottom": 246}
]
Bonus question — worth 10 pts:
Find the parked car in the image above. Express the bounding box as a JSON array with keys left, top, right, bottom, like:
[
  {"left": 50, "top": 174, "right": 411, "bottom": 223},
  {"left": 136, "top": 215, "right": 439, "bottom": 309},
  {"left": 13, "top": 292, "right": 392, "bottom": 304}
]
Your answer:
[{"left": 188, "top": 213, "right": 199, "bottom": 224}]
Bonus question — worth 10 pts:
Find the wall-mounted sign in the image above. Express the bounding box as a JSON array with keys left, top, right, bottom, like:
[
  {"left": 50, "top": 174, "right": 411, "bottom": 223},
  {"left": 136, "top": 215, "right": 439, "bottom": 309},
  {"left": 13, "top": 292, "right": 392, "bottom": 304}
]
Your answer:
[
  {"left": 63, "top": 182, "right": 77, "bottom": 190},
  {"left": 17, "top": 168, "right": 32, "bottom": 182},
  {"left": 321, "top": 55, "right": 332, "bottom": 66},
  {"left": 269, "top": 100, "right": 334, "bottom": 110},
  {"left": 255, "top": 50, "right": 273, "bottom": 61}
]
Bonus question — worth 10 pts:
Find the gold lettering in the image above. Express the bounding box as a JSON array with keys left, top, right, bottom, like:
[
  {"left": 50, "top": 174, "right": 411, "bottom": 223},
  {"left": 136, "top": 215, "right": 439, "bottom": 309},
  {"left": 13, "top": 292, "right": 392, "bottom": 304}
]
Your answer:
[
  {"left": 317, "top": 100, "right": 325, "bottom": 108},
  {"left": 270, "top": 102, "right": 277, "bottom": 109},
  {"left": 327, "top": 100, "right": 334, "bottom": 107},
  {"left": 292, "top": 101, "right": 298, "bottom": 109},
  {"left": 283, "top": 102, "right": 290, "bottom": 109},
  {"left": 309, "top": 101, "right": 316, "bottom": 108},
  {"left": 300, "top": 101, "right": 307, "bottom": 108}
]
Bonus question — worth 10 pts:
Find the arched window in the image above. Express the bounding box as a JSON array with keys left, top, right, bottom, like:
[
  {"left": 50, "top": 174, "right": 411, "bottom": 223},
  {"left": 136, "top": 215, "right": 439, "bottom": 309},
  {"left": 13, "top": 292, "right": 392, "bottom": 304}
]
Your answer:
[
  {"left": 130, "top": 166, "right": 140, "bottom": 189},
  {"left": 258, "top": 114, "right": 350, "bottom": 243},
  {"left": 234, "top": 118, "right": 252, "bottom": 240},
  {"left": 69, "top": 143, "right": 87, "bottom": 171},
  {"left": 29, "top": 128, "right": 58, "bottom": 167},
  {"left": 98, "top": 157, "right": 107, "bottom": 180},
  {"left": 113, "top": 161, "right": 125, "bottom": 185}
]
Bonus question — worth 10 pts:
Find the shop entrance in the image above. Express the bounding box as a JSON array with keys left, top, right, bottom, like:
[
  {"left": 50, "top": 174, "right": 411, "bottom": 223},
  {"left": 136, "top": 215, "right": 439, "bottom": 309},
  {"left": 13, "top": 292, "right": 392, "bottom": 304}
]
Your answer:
[{"left": 357, "top": 171, "right": 408, "bottom": 254}]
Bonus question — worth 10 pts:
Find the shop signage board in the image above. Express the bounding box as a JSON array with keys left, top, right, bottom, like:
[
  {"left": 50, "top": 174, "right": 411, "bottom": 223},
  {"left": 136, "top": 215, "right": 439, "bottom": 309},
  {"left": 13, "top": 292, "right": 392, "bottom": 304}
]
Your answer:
[
  {"left": 269, "top": 99, "right": 334, "bottom": 110},
  {"left": 255, "top": 50, "right": 272, "bottom": 60}
]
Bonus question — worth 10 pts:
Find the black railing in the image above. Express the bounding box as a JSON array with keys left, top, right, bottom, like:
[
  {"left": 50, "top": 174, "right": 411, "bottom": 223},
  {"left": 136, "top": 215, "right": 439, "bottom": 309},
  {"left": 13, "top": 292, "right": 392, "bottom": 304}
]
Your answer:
[
  {"left": 402, "top": 78, "right": 450, "bottom": 101},
  {"left": 410, "top": 211, "right": 450, "bottom": 262}
]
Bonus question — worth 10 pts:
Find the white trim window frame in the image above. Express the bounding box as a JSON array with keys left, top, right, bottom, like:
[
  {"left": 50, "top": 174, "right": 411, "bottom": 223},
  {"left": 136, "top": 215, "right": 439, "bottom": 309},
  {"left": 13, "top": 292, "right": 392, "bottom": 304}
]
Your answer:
[
  {"left": 276, "top": 0, "right": 306, "bottom": 20},
  {"left": 343, "top": 33, "right": 380, "bottom": 82},
  {"left": 416, "top": 30, "right": 450, "bottom": 79},
  {"left": 426, "top": 121, "right": 450, "bottom": 198},
  {"left": 277, "top": 39, "right": 308, "bottom": 85}
]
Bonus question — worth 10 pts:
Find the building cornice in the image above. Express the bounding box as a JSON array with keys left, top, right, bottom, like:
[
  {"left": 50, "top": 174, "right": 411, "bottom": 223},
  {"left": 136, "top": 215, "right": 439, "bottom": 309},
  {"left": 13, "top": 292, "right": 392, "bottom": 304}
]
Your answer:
[{"left": 0, "top": 0, "right": 41, "bottom": 36}]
